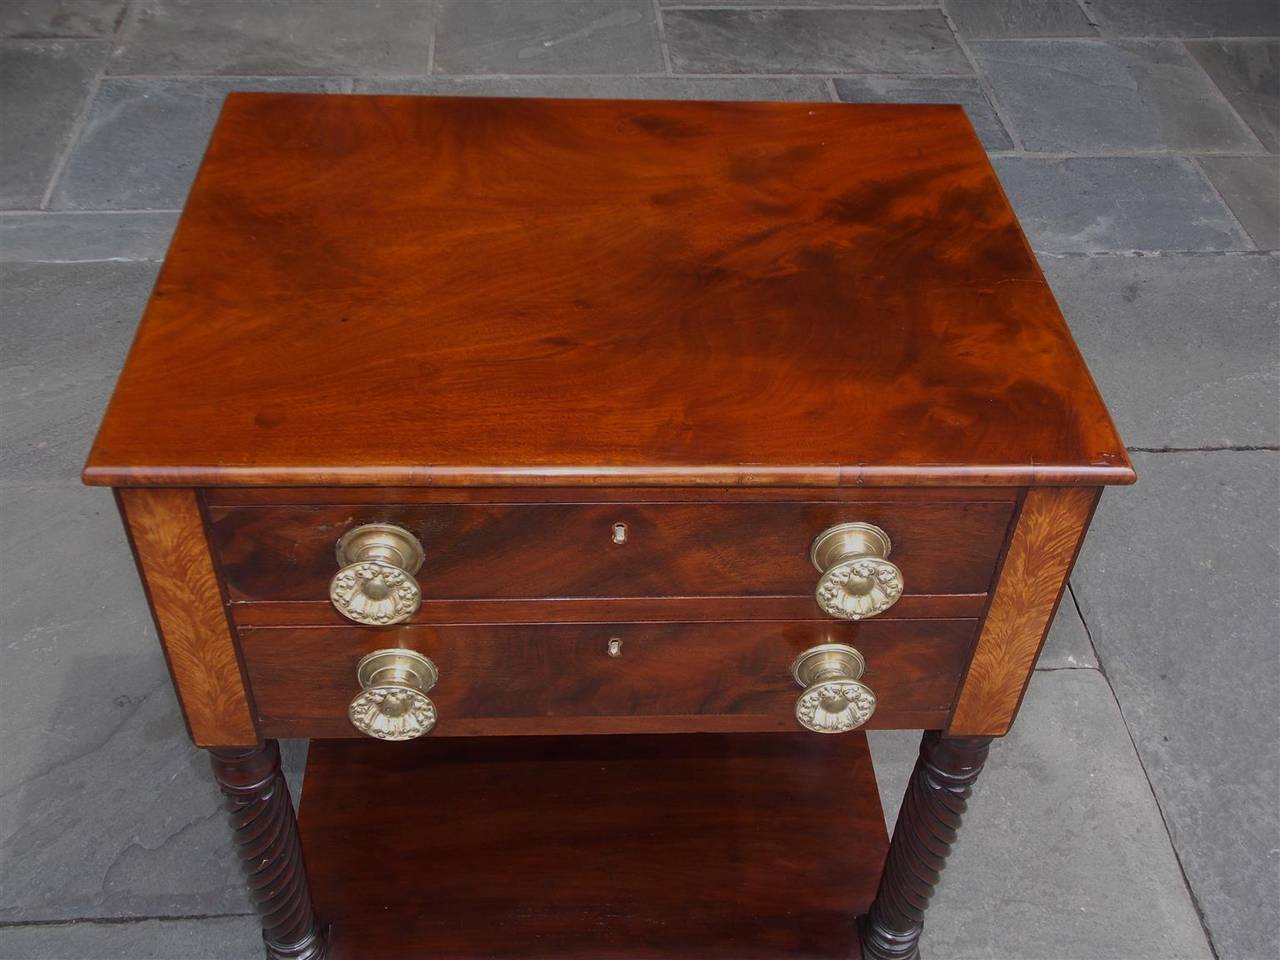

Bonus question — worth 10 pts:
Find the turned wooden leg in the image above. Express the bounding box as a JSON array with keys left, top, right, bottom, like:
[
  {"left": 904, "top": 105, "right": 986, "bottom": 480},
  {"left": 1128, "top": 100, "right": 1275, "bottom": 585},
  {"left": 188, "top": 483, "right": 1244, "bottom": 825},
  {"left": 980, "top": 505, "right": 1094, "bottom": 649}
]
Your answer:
[
  {"left": 860, "top": 732, "right": 994, "bottom": 960},
  {"left": 209, "top": 741, "right": 327, "bottom": 960}
]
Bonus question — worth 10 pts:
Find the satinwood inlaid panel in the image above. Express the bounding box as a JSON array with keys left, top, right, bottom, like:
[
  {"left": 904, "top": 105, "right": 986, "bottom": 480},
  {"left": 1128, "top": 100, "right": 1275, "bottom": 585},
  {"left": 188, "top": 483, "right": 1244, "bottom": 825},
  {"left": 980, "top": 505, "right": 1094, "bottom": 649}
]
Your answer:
[
  {"left": 117, "top": 488, "right": 255, "bottom": 746},
  {"left": 239, "top": 618, "right": 977, "bottom": 737},
  {"left": 83, "top": 94, "right": 1133, "bottom": 489},
  {"left": 949, "top": 487, "right": 1099, "bottom": 736},
  {"left": 209, "top": 498, "right": 1015, "bottom": 604}
]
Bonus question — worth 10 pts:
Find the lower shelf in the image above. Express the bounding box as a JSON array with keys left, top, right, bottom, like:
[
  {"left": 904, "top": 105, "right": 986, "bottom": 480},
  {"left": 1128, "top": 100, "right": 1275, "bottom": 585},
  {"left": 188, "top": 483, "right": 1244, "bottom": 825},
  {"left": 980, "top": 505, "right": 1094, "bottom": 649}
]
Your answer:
[{"left": 298, "top": 733, "right": 888, "bottom": 960}]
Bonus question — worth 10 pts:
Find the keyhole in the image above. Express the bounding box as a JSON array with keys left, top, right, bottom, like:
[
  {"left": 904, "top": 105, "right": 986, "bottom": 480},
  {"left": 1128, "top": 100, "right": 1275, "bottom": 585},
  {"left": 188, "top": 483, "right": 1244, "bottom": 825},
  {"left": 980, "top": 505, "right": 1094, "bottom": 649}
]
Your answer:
[
  {"left": 607, "top": 637, "right": 623, "bottom": 658},
  {"left": 612, "top": 522, "right": 628, "bottom": 544}
]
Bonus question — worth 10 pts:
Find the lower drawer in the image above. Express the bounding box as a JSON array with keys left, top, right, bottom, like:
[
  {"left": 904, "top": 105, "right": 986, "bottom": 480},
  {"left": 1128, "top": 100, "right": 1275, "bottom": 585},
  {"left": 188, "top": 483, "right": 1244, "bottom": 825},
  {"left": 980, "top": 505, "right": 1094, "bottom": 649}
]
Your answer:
[{"left": 239, "top": 620, "right": 978, "bottom": 737}]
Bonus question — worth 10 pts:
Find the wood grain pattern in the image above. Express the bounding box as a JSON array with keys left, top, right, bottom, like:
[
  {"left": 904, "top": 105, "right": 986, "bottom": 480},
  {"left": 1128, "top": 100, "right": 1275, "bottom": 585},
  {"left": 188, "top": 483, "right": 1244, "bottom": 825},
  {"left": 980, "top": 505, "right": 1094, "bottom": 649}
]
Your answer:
[
  {"left": 118, "top": 488, "right": 256, "bottom": 746},
  {"left": 83, "top": 94, "right": 1133, "bottom": 489},
  {"left": 299, "top": 733, "right": 883, "bottom": 958},
  {"left": 209, "top": 499, "right": 1015, "bottom": 604},
  {"left": 239, "top": 619, "right": 978, "bottom": 738},
  {"left": 947, "top": 487, "right": 1099, "bottom": 736}
]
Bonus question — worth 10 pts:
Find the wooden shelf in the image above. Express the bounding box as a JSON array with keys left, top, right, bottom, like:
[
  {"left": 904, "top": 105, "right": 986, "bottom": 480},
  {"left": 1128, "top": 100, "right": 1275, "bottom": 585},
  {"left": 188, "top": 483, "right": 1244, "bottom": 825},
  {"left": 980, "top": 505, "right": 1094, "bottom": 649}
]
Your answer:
[{"left": 298, "top": 733, "right": 887, "bottom": 959}]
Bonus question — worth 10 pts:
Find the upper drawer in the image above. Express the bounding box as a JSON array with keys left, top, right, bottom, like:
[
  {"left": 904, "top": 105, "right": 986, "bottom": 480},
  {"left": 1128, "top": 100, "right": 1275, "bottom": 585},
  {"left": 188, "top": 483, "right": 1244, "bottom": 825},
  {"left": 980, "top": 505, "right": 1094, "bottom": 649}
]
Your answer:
[{"left": 208, "top": 499, "right": 1014, "bottom": 602}]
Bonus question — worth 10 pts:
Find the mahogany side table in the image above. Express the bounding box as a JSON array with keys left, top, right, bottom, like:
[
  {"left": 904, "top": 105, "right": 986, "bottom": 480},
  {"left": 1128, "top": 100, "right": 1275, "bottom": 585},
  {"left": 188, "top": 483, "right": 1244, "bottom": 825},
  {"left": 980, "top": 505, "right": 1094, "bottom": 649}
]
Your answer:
[{"left": 84, "top": 93, "right": 1133, "bottom": 960}]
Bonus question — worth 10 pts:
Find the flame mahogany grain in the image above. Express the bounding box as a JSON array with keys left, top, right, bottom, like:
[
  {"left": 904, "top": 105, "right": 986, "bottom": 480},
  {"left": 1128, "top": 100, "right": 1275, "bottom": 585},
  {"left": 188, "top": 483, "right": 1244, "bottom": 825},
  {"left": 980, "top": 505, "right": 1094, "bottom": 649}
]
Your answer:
[
  {"left": 83, "top": 94, "right": 1133, "bottom": 490},
  {"left": 208, "top": 498, "right": 1016, "bottom": 604},
  {"left": 239, "top": 619, "right": 978, "bottom": 738}
]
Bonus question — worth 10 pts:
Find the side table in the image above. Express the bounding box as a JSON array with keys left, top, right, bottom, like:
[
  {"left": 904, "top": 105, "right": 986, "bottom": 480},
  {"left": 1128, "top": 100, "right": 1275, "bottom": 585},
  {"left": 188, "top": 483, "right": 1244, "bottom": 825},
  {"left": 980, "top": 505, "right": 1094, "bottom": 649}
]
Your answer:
[{"left": 85, "top": 93, "right": 1133, "bottom": 959}]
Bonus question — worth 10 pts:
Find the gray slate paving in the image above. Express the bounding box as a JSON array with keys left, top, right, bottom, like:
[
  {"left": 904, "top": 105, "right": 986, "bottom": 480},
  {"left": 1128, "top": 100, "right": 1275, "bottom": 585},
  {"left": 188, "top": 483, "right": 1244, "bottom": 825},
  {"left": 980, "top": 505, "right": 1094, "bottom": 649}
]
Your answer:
[
  {"left": 1083, "top": 0, "right": 1280, "bottom": 38},
  {"left": 1073, "top": 452, "right": 1280, "bottom": 960},
  {"left": 994, "top": 157, "right": 1250, "bottom": 252},
  {"left": 663, "top": 7, "right": 970, "bottom": 75},
  {"left": 1042, "top": 253, "right": 1280, "bottom": 448},
  {"left": 944, "top": 0, "right": 1097, "bottom": 39},
  {"left": 1038, "top": 591, "right": 1098, "bottom": 669},
  {"left": 659, "top": 0, "right": 941, "bottom": 5},
  {"left": 0, "top": 0, "right": 126, "bottom": 38},
  {"left": 433, "top": 0, "right": 662, "bottom": 76},
  {"left": 869, "top": 670, "right": 1213, "bottom": 959},
  {"left": 1187, "top": 40, "right": 1280, "bottom": 153},
  {"left": 0, "top": 486, "right": 249, "bottom": 923},
  {"left": 0, "top": 916, "right": 261, "bottom": 960},
  {"left": 1199, "top": 156, "right": 1280, "bottom": 250},
  {"left": 0, "top": 211, "right": 178, "bottom": 262},
  {"left": 832, "top": 76, "right": 1012, "bottom": 149},
  {"left": 973, "top": 39, "right": 1262, "bottom": 152},
  {"left": 1, "top": 1, "right": 1275, "bottom": 956},
  {"left": 50, "top": 77, "right": 349, "bottom": 211},
  {"left": 0, "top": 483, "right": 310, "bottom": 929},
  {"left": 0, "top": 484, "right": 157, "bottom": 810},
  {"left": 0, "top": 39, "right": 106, "bottom": 209},
  {"left": 1, "top": 261, "right": 158, "bottom": 485},
  {"left": 352, "top": 74, "right": 830, "bottom": 101},
  {"left": 108, "top": 0, "right": 435, "bottom": 76}
]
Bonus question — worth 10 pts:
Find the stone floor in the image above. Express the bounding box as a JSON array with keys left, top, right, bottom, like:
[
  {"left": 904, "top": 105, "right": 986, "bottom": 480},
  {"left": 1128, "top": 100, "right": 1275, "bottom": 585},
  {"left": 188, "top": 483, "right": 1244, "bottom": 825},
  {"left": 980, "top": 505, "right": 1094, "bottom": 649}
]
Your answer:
[{"left": 1, "top": 1, "right": 1276, "bottom": 958}]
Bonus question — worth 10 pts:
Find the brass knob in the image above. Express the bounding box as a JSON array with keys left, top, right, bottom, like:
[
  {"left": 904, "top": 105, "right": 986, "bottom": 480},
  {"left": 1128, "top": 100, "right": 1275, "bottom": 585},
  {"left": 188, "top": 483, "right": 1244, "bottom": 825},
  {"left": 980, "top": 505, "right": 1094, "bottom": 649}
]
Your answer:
[
  {"left": 810, "top": 522, "right": 903, "bottom": 620},
  {"left": 330, "top": 523, "right": 424, "bottom": 625},
  {"left": 348, "top": 649, "right": 438, "bottom": 740},
  {"left": 791, "top": 643, "right": 877, "bottom": 734}
]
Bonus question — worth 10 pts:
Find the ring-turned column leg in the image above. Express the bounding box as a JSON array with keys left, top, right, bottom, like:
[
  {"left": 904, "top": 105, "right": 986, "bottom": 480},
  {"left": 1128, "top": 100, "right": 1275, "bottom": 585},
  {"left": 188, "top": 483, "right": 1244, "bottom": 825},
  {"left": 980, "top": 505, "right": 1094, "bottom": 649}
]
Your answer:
[
  {"left": 860, "top": 732, "right": 993, "bottom": 960},
  {"left": 209, "top": 741, "right": 327, "bottom": 960}
]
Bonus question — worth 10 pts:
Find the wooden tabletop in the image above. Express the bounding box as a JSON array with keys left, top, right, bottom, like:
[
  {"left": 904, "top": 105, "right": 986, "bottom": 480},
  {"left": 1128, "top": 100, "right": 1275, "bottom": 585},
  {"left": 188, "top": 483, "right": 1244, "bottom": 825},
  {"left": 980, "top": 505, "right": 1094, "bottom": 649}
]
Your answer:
[{"left": 84, "top": 93, "right": 1132, "bottom": 488}]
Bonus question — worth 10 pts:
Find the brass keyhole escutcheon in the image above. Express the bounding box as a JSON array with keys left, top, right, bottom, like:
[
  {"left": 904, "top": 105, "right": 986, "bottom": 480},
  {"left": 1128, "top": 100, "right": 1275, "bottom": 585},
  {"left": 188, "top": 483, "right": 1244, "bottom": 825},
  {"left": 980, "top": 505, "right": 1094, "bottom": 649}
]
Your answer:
[
  {"left": 329, "top": 523, "right": 425, "bottom": 626},
  {"left": 791, "top": 643, "right": 877, "bottom": 734},
  {"left": 810, "top": 522, "right": 904, "bottom": 620},
  {"left": 348, "top": 648, "right": 438, "bottom": 740}
]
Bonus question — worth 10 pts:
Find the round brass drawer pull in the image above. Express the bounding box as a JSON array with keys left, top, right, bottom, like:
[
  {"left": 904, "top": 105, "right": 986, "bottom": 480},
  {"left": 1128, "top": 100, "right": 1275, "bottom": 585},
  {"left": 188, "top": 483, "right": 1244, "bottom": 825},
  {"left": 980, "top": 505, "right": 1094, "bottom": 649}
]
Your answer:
[
  {"left": 348, "top": 649, "right": 438, "bottom": 740},
  {"left": 810, "top": 522, "right": 904, "bottom": 620},
  {"left": 791, "top": 643, "right": 877, "bottom": 734},
  {"left": 330, "top": 523, "right": 425, "bottom": 626}
]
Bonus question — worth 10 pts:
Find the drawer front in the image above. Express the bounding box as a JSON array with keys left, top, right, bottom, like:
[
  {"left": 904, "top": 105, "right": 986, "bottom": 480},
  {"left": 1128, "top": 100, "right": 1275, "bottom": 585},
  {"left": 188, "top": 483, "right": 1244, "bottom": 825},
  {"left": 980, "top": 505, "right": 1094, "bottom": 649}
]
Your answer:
[
  {"left": 239, "top": 619, "right": 978, "bottom": 737},
  {"left": 210, "top": 500, "right": 1014, "bottom": 603}
]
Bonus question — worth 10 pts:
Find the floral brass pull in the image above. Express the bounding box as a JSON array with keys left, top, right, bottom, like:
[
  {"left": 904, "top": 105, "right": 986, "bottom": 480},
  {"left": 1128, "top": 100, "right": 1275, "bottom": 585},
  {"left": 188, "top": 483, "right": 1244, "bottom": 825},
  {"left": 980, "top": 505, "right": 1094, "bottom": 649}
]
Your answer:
[
  {"left": 348, "top": 649, "right": 438, "bottom": 740},
  {"left": 810, "top": 522, "right": 904, "bottom": 620},
  {"left": 791, "top": 643, "right": 877, "bottom": 734},
  {"left": 329, "top": 523, "right": 424, "bottom": 626}
]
